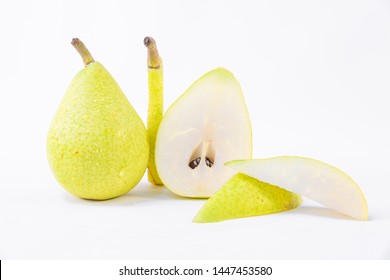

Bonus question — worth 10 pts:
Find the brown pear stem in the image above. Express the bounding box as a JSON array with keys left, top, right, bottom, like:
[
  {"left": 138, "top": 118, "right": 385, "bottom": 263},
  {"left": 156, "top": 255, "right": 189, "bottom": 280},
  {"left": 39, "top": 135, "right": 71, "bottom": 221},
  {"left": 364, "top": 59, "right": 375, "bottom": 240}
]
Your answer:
[
  {"left": 71, "top": 38, "right": 94, "bottom": 66},
  {"left": 144, "top": 36, "right": 161, "bottom": 69}
]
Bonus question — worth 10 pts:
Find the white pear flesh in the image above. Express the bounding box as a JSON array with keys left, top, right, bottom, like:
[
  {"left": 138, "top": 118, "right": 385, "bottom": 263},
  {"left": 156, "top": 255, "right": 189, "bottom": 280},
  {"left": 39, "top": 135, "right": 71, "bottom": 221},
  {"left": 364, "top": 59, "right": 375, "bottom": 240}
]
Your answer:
[
  {"left": 155, "top": 68, "right": 252, "bottom": 197},
  {"left": 226, "top": 156, "right": 368, "bottom": 220}
]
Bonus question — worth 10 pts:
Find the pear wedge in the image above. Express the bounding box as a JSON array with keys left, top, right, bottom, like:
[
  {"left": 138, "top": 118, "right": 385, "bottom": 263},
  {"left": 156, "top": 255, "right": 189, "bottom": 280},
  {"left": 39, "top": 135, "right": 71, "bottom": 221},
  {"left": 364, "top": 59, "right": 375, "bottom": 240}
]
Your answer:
[
  {"left": 226, "top": 156, "right": 368, "bottom": 220},
  {"left": 193, "top": 173, "right": 302, "bottom": 223}
]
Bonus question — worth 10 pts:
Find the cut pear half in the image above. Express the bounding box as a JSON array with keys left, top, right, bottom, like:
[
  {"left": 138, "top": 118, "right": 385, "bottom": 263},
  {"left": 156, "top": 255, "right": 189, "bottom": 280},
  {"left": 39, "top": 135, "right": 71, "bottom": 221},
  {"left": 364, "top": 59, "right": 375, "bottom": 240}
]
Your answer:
[
  {"left": 155, "top": 68, "right": 252, "bottom": 197},
  {"left": 226, "top": 156, "right": 368, "bottom": 220}
]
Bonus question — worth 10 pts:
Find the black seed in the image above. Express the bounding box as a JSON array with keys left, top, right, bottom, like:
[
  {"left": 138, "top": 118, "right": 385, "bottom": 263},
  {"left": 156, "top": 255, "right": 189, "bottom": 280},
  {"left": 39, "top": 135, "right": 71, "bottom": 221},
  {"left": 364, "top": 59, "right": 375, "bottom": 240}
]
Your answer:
[
  {"left": 205, "top": 157, "right": 214, "bottom": 168},
  {"left": 189, "top": 157, "right": 201, "bottom": 169}
]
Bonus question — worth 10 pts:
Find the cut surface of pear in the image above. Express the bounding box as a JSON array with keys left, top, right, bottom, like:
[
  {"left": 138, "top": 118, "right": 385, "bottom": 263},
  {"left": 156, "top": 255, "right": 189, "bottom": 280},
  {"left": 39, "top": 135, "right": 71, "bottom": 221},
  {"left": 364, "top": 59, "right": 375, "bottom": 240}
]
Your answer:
[
  {"left": 193, "top": 173, "right": 302, "bottom": 223},
  {"left": 155, "top": 68, "right": 252, "bottom": 197},
  {"left": 226, "top": 156, "right": 368, "bottom": 220},
  {"left": 47, "top": 38, "right": 149, "bottom": 200}
]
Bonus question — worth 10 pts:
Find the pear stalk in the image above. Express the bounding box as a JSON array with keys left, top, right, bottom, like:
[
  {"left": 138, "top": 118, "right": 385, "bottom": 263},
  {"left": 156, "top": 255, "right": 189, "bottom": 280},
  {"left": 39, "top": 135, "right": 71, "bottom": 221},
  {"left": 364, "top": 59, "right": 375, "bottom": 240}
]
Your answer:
[
  {"left": 71, "top": 38, "right": 94, "bottom": 66},
  {"left": 145, "top": 36, "right": 164, "bottom": 185}
]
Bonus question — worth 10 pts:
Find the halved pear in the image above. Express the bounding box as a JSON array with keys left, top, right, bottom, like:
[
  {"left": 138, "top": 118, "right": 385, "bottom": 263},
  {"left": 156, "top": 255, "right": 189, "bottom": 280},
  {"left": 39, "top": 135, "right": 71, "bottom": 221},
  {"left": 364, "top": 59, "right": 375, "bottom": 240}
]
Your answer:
[
  {"left": 155, "top": 68, "right": 252, "bottom": 197},
  {"left": 226, "top": 156, "right": 368, "bottom": 220},
  {"left": 193, "top": 173, "right": 302, "bottom": 223}
]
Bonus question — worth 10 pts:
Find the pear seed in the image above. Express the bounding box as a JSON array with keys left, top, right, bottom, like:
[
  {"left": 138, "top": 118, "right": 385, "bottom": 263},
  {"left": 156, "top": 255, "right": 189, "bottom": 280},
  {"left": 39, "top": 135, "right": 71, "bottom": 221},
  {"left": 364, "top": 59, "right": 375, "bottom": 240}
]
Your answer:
[
  {"left": 189, "top": 157, "right": 201, "bottom": 169},
  {"left": 205, "top": 157, "right": 214, "bottom": 168}
]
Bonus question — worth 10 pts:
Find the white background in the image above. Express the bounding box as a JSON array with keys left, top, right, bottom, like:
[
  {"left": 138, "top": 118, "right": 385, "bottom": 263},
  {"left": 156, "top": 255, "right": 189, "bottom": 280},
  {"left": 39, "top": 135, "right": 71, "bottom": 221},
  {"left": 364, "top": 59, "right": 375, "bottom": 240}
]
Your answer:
[{"left": 1, "top": 0, "right": 390, "bottom": 259}]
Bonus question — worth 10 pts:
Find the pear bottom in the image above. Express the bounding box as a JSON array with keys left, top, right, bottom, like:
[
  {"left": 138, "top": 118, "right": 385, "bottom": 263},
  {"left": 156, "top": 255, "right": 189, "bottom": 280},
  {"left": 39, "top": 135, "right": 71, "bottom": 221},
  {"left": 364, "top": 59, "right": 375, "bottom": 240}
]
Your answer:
[{"left": 47, "top": 138, "right": 148, "bottom": 200}]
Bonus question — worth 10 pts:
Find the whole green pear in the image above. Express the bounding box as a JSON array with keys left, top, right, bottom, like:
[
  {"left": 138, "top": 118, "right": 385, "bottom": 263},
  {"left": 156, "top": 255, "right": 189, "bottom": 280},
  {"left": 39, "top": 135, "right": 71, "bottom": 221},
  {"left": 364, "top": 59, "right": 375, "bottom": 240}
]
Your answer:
[{"left": 47, "top": 38, "right": 149, "bottom": 200}]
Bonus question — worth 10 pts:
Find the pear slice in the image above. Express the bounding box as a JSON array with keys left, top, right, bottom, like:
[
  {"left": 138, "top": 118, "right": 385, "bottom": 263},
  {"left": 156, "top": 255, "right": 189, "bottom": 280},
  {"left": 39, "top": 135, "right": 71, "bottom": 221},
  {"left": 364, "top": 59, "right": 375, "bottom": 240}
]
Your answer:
[
  {"left": 155, "top": 68, "right": 252, "bottom": 197},
  {"left": 226, "top": 156, "right": 368, "bottom": 220},
  {"left": 193, "top": 173, "right": 302, "bottom": 223},
  {"left": 144, "top": 37, "right": 164, "bottom": 185}
]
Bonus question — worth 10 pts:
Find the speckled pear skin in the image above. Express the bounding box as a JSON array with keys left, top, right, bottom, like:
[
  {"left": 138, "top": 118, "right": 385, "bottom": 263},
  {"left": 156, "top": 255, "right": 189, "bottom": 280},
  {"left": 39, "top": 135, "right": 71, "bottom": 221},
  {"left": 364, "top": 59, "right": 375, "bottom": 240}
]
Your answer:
[
  {"left": 47, "top": 62, "right": 149, "bottom": 200},
  {"left": 193, "top": 173, "right": 302, "bottom": 223}
]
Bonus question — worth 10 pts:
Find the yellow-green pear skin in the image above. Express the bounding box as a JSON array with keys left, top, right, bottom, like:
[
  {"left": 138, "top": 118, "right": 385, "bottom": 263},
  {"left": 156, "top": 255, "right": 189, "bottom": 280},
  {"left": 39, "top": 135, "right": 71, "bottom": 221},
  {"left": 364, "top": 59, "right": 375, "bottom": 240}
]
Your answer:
[
  {"left": 147, "top": 67, "right": 163, "bottom": 185},
  {"left": 47, "top": 42, "right": 149, "bottom": 200},
  {"left": 144, "top": 37, "right": 163, "bottom": 185},
  {"left": 193, "top": 173, "right": 302, "bottom": 223}
]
